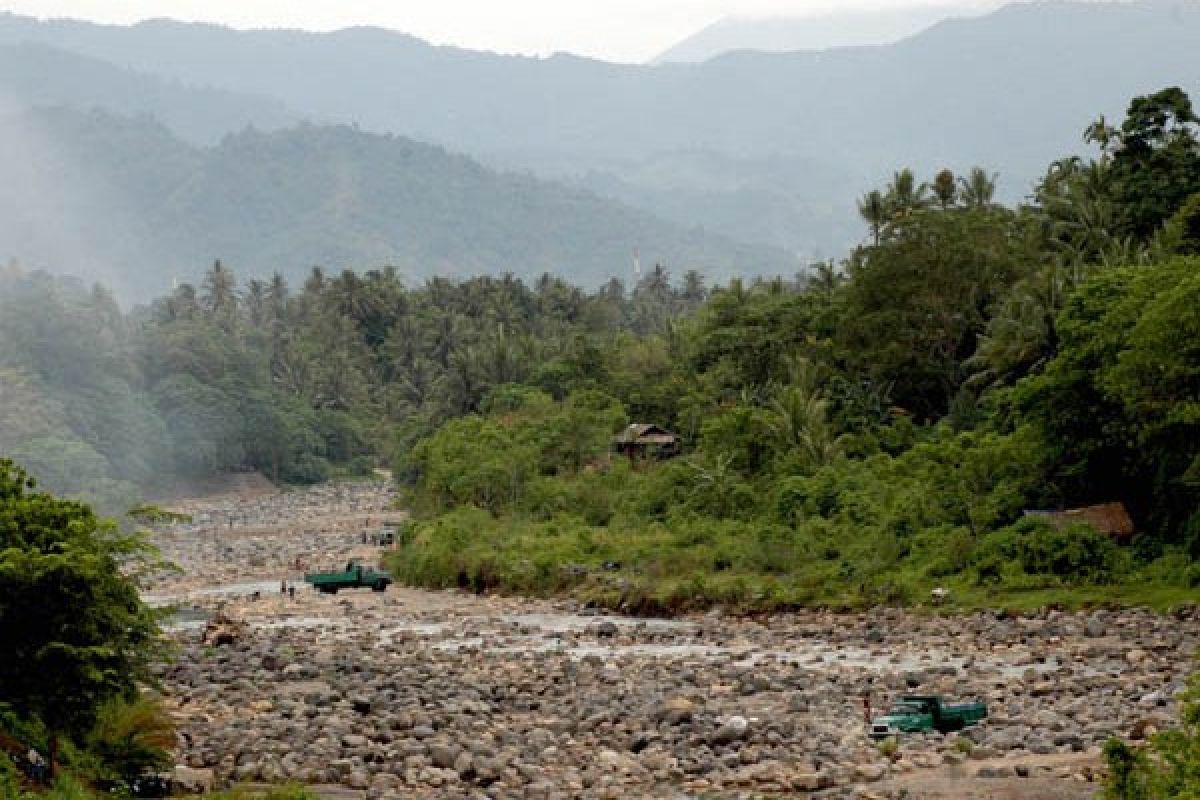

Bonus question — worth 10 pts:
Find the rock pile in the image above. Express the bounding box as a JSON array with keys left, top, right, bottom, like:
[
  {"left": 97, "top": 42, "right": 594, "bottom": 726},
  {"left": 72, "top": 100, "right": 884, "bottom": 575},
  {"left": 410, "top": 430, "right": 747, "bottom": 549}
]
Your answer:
[{"left": 147, "top": 482, "right": 1200, "bottom": 799}]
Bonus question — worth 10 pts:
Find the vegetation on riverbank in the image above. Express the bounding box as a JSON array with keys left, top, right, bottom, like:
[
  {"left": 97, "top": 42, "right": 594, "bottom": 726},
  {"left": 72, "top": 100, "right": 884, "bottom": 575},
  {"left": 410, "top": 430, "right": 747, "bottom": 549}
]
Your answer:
[
  {"left": 1104, "top": 669, "right": 1200, "bottom": 799},
  {"left": 0, "top": 460, "right": 172, "bottom": 796},
  {"left": 1, "top": 87, "right": 1198, "bottom": 611},
  {"left": 0, "top": 776, "right": 317, "bottom": 800},
  {"left": 389, "top": 88, "right": 1200, "bottom": 613}
]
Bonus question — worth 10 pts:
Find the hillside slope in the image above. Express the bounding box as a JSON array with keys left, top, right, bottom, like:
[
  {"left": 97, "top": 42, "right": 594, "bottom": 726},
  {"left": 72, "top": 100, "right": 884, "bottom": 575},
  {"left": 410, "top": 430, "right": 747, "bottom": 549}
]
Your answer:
[
  {"left": 1, "top": 2, "right": 1198, "bottom": 256},
  {"left": 0, "top": 42, "right": 300, "bottom": 143},
  {"left": 0, "top": 108, "right": 793, "bottom": 299}
]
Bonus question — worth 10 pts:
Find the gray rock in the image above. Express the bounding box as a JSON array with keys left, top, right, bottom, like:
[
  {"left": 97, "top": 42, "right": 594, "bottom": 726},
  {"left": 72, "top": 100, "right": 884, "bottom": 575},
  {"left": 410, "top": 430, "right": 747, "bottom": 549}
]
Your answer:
[
  {"left": 855, "top": 763, "right": 885, "bottom": 782},
  {"left": 592, "top": 620, "right": 619, "bottom": 638},
  {"left": 712, "top": 716, "right": 750, "bottom": 745},
  {"left": 453, "top": 751, "right": 476, "bottom": 780},
  {"left": 430, "top": 743, "right": 461, "bottom": 770}
]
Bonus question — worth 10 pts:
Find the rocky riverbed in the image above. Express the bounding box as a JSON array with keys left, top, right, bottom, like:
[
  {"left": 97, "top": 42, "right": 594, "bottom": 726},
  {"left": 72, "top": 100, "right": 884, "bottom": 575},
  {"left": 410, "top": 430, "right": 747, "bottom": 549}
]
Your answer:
[{"left": 147, "top": 480, "right": 1199, "bottom": 799}]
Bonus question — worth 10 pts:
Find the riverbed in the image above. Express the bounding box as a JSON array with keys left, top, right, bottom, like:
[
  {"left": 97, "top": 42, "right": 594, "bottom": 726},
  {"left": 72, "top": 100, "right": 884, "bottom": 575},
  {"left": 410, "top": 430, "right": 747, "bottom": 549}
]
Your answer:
[{"left": 148, "top": 480, "right": 1196, "bottom": 799}]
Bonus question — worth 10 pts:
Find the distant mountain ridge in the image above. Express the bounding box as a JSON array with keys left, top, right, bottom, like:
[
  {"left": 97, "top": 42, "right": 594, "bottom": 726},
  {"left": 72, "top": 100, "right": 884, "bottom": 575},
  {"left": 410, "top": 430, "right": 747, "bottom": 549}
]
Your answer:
[
  {"left": 0, "top": 2, "right": 1198, "bottom": 263},
  {"left": 0, "top": 41, "right": 301, "bottom": 143},
  {"left": 650, "top": 3, "right": 999, "bottom": 64},
  {"left": 0, "top": 107, "right": 792, "bottom": 300}
]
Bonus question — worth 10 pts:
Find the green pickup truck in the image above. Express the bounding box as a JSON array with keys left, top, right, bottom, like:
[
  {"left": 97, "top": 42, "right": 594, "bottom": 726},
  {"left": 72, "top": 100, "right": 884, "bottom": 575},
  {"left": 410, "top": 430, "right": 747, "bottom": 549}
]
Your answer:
[
  {"left": 869, "top": 695, "right": 988, "bottom": 738},
  {"left": 304, "top": 560, "right": 393, "bottom": 593}
]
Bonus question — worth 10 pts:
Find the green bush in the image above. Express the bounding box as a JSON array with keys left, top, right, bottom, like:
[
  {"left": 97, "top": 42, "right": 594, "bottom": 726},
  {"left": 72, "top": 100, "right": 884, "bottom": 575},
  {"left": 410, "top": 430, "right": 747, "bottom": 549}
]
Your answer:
[
  {"left": 40, "top": 776, "right": 92, "bottom": 800},
  {"left": 0, "top": 756, "right": 21, "bottom": 800},
  {"left": 976, "top": 518, "right": 1126, "bottom": 585},
  {"left": 1102, "top": 667, "right": 1200, "bottom": 798},
  {"left": 280, "top": 453, "right": 331, "bottom": 485},
  {"left": 85, "top": 695, "right": 175, "bottom": 785}
]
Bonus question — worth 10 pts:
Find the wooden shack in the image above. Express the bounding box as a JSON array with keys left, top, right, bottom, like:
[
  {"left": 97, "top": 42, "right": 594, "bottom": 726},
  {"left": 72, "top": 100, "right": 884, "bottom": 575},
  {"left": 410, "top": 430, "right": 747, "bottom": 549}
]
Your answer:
[
  {"left": 1024, "top": 502, "right": 1136, "bottom": 544},
  {"left": 613, "top": 423, "right": 680, "bottom": 459}
]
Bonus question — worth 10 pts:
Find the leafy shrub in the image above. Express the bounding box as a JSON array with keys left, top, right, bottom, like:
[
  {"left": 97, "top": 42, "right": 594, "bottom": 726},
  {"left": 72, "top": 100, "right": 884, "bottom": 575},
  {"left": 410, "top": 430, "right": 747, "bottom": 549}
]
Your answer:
[
  {"left": 1101, "top": 667, "right": 1200, "bottom": 798},
  {"left": 975, "top": 518, "right": 1126, "bottom": 584},
  {"left": 85, "top": 694, "right": 175, "bottom": 785},
  {"left": 0, "top": 755, "right": 21, "bottom": 800},
  {"left": 877, "top": 737, "right": 899, "bottom": 760},
  {"left": 40, "top": 776, "right": 93, "bottom": 800},
  {"left": 280, "top": 453, "right": 331, "bottom": 485}
]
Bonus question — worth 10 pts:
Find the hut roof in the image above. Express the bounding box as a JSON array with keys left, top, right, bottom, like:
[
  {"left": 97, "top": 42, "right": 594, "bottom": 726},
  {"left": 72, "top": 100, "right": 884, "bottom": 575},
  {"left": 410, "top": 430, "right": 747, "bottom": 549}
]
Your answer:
[
  {"left": 613, "top": 423, "right": 678, "bottom": 445},
  {"left": 1024, "top": 502, "right": 1135, "bottom": 542}
]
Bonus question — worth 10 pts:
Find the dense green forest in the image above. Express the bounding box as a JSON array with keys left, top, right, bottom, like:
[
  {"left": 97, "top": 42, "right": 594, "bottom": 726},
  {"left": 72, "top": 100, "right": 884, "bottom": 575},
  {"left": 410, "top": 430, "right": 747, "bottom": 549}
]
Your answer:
[
  {"left": 387, "top": 83, "right": 1200, "bottom": 609},
  {"left": 2, "top": 87, "right": 1199, "bottom": 610}
]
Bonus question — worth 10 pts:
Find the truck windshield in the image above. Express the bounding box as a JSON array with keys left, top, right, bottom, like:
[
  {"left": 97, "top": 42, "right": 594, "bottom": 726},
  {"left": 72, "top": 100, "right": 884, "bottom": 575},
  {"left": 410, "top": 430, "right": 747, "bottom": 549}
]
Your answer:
[{"left": 888, "top": 702, "right": 925, "bottom": 715}]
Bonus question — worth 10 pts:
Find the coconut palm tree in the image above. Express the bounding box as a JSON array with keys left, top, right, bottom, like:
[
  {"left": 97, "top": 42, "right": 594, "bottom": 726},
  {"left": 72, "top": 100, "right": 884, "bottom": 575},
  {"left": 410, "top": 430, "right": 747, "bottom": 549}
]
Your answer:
[
  {"left": 766, "top": 384, "right": 844, "bottom": 471},
  {"left": 242, "top": 279, "right": 268, "bottom": 328},
  {"left": 201, "top": 259, "right": 237, "bottom": 319},
  {"left": 303, "top": 266, "right": 326, "bottom": 295},
  {"left": 807, "top": 260, "right": 844, "bottom": 295},
  {"left": 681, "top": 269, "right": 708, "bottom": 309},
  {"left": 857, "top": 189, "right": 888, "bottom": 245},
  {"left": 885, "top": 168, "right": 933, "bottom": 219},
  {"left": 958, "top": 167, "right": 998, "bottom": 209},
  {"left": 267, "top": 273, "right": 289, "bottom": 321},
  {"left": 966, "top": 258, "right": 1090, "bottom": 390},
  {"left": 1083, "top": 114, "right": 1118, "bottom": 163}
]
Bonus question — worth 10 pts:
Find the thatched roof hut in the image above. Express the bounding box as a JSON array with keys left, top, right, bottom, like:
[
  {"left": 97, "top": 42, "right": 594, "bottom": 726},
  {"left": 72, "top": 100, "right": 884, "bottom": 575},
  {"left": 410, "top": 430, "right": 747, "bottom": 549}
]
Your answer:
[{"left": 613, "top": 423, "right": 680, "bottom": 458}]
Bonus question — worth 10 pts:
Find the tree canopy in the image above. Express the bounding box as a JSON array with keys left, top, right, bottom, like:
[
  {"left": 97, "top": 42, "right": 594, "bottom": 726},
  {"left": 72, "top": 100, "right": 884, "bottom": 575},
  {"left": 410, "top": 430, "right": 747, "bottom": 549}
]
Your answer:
[
  {"left": 1, "top": 87, "right": 1198, "bottom": 612},
  {"left": 0, "top": 459, "right": 163, "bottom": 748}
]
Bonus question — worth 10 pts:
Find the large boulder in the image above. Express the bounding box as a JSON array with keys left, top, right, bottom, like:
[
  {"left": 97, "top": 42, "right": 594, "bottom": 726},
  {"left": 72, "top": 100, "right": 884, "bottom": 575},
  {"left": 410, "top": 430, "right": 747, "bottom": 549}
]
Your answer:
[{"left": 171, "top": 766, "right": 215, "bottom": 794}]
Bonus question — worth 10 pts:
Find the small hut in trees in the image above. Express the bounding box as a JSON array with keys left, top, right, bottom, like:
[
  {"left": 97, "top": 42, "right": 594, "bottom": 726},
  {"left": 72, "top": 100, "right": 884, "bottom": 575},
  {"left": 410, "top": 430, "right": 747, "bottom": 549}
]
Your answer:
[
  {"left": 613, "top": 423, "right": 680, "bottom": 460},
  {"left": 1024, "top": 502, "right": 1136, "bottom": 545}
]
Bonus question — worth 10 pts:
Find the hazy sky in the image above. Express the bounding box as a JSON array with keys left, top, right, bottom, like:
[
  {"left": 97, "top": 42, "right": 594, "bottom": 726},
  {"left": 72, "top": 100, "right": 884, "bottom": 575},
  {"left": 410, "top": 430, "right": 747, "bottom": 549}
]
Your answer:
[{"left": 0, "top": 0, "right": 1000, "bottom": 61}]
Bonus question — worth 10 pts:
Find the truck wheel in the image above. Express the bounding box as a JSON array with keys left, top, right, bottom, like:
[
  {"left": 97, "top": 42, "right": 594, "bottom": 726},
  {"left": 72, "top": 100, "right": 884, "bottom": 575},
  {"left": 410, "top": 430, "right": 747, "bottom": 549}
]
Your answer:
[
  {"left": 328, "top": 586, "right": 338, "bottom": 595},
  {"left": 372, "top": 581, "right": 386, "bottom": 592}
]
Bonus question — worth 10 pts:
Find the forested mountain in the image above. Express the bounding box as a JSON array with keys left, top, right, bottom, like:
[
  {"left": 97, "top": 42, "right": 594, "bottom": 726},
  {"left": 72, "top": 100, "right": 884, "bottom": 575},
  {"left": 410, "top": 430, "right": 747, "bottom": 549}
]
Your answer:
[
  {"left": 1, "top": 2, "right": 1197, "bottom": 256},
  {"left": 0, "top": 108, "right": 791, "bottom": 299}
]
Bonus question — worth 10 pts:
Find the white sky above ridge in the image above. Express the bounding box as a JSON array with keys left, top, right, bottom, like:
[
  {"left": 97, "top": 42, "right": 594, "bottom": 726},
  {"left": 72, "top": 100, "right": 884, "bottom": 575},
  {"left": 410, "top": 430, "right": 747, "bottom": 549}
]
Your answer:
[{"left": 0, "top": 0, "right": 1007, "bottom": 62}]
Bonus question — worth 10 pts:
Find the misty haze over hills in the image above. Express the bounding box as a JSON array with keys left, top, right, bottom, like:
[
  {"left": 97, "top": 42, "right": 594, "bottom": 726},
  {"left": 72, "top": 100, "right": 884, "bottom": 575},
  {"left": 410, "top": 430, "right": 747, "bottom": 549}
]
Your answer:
[
  {"left": 0, "top": 1, "right": 1198, "bottom": 292},
  {"left": 0, "top": 42, "right": 300, "bottom": 143},
  {"left": 0, "top": 107, "right": 790, "bottom": 299},
  {"left": 650, "top": 2, "right": 999, "bottom": 63}
]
